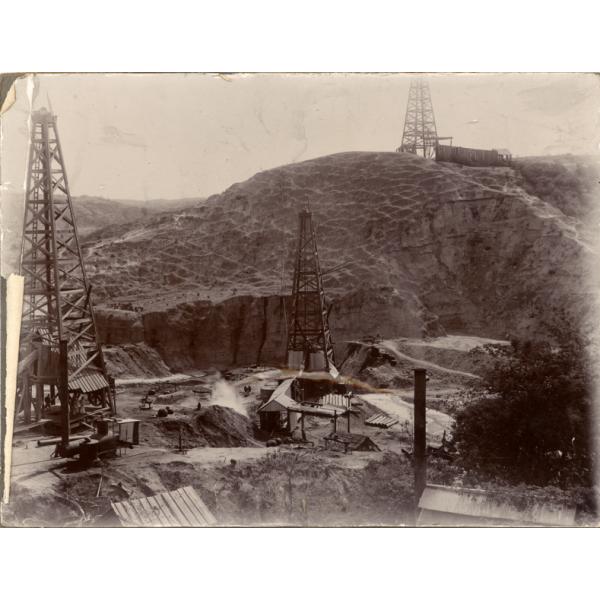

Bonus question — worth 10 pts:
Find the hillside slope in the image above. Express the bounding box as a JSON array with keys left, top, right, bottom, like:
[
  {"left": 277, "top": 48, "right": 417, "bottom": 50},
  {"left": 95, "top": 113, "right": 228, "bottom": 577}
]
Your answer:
[
  {"left": 83, "top": 151, "right": 597, "bottom": 370},
  {"left": 0, "top": 194, "right": 203, "bottom": 274}
]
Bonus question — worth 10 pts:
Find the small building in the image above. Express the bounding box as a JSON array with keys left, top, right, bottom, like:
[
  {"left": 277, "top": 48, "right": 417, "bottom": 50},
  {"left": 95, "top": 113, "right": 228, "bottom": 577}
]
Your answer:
[
  {"left": 258, "top": 378, "right": 351, "bottom": 433},
  {"left": 417, "top": 484, "right": 576, "bottom": 527},
  {"left": 257, "top": 378, "right": 301, "bottom": 431},
  {"left": 323, "top": 432, "right": 380, "bottom": 453},
  {"left": 494, "top": 147, "right": 513, "bottom": 163}
]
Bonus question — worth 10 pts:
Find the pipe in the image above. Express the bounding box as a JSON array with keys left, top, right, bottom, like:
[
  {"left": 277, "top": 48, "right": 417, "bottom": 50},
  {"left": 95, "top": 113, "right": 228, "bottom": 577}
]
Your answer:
[{"left": 414, "top": 368, "right": 427, "bottom": 512}]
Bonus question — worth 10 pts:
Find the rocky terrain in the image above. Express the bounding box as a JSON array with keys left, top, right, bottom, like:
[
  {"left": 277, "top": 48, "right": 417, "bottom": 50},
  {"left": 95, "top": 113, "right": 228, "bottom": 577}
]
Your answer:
[{"left": 78, "top": 151, "right": 598, "bottom": 373}]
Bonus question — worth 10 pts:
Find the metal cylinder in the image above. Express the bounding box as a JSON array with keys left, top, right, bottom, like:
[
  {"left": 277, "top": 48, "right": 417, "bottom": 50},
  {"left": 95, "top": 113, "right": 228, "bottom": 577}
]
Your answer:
[{"left": 96, "top": 419, "right": 110, "bottom": 436}]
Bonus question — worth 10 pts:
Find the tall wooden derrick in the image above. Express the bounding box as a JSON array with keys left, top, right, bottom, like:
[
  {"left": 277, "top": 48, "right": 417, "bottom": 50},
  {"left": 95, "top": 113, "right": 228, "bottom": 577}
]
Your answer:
[
  {"left": 17, "top": 107, "right": 114, "bottom": 441},
  {"left": 398, "top": 78, "right": 452, "bottom": 158},
  {"left": 286, "top": 207, "right": 335, "bottom": 374}
]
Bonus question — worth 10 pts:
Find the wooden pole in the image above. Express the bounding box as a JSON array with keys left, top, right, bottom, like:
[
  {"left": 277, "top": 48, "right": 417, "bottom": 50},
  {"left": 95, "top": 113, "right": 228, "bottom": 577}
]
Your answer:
[
  {"left": 59, "top": 339, "right": 70, "bottom": 446},
  {"left": 333, "top": 410, "right": 337, "bottom": 434},
  {"left": 23, "top": 373, "right": 31, "bottom": 423},
  {"left": 35, "top": 383, "right": 44, "bottom": 421},
  {"left": 347, "top": 409, "right": 351, "bottom": 433},
  {"left": 414, "top": 368, "right": 427, "bottom": 515}
]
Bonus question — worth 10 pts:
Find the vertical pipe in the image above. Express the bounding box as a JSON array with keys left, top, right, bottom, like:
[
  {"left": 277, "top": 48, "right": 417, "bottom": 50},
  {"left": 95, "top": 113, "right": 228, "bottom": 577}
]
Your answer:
[
  {"left": 347, "top": 409, "right": 351, "bottom": 433},
  {"left": 414, "top": 368, "right": 427, "bottom": 512},
  {"left": 59, "top": 339, "right": 70, "bottom": 446},
  {"left": 333, "top": 410, "right": 337, "bottom": 434}
]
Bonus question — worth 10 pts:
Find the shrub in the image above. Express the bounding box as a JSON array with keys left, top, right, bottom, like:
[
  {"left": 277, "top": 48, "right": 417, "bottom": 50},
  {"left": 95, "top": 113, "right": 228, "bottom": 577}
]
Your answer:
[{"left": 452, "top": 337, "right": 595, "bottom": 488}]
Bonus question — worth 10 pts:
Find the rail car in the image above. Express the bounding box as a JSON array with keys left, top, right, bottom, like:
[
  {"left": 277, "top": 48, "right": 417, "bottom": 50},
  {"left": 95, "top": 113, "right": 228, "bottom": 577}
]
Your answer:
[{"left": 435, "top": 143, "right": 511, "bottom": 167}]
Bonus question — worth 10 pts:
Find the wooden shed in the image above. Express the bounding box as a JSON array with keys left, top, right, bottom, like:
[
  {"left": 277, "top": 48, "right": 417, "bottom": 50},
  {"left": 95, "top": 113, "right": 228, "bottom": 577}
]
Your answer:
[{"left": 257, "top": 378, "right": 300, "bottom": 430}]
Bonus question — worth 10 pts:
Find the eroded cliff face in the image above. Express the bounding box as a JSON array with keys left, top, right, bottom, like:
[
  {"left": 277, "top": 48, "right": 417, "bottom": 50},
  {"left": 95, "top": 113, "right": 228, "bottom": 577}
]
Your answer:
[
  {"left": 96, "top": 289, "right": 440, "bottom": 371},
  {"left": 88, "top": 151, "right": 598, "bottom": 373}
]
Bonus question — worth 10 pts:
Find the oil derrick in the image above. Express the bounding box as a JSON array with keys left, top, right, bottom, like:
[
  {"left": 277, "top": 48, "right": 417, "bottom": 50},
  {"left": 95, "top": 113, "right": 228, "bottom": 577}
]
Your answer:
[
  {"left": 17, "top": 107, "right": 114, "bottom": 441},
  {"left": 398, "top": 78, "right": 440, "bottom": 158},
  {"left": 287, "top": 207, "right": 335, "bottom": 374}
]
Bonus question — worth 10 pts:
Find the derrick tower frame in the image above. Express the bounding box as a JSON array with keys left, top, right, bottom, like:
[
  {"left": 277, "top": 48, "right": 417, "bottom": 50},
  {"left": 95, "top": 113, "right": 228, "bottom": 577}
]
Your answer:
[
  {"left": 17, "top": 107, "right": 113, "bottom": 436},
  {"left": 399, "top": 78, "right": 439, "bottom": 158},
  {"left": 286, "top": 208, "right": 335, "bottom": 373}
]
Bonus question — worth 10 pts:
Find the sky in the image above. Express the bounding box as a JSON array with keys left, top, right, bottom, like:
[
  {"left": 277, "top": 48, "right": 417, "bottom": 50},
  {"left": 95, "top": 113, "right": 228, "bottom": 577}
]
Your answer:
[{"left": 1, "top": 73, "right": 599, "bottom": 201}]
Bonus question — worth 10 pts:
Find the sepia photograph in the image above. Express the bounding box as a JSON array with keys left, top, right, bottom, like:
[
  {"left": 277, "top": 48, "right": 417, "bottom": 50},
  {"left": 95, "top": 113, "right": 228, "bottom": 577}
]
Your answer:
[{"left": 1, "top": 72, "right": 599, "bottom": 528}]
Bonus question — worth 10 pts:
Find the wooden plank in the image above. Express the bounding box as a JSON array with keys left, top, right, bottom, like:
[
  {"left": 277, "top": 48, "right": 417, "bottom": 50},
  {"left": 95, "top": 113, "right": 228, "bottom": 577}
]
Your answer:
[
  {"left": 114, "top": 500, "right": 140, "bottom": 527},
  {"left": 152, "top": 494, "right": 179, "bottom": 527},
  {"left": 17, "top": 349, "right": 39, "bottom": 374},
  {"left": 111, "top": 502, "right": 130, "bottom": 525},
  {"left": 176, "top": 487, "right": 207, "bottom": 525},
  {"left": 161, "top": 491, "right": 192, "bottom": 526},
  {"left": 182, "top": 487, "right": 216, "bottom": 526},
  {"left": 171, "top": 488, "right": 201, "bottom": 526},
  {"left": 128, "top": 498, "right": 150, "bottom": 526},
  {"left": 137, "top": 496, "right": 162, "bottom": 527},
  {"left": 176, "top": 488, "right": 208, "bottom": 526},
  {"left": 147, "top": 494, "right": 176, "bottom": 527}
]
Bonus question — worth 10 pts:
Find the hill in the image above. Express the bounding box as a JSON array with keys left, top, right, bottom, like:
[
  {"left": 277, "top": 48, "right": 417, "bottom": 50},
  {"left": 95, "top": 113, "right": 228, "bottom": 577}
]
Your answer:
[
  {"left": 0, "top": 194, "right": 204, "bottom": 274},
  {"left": 73, "top": 195, "right": 204, "bottom": 235},
  {"left": 83, "top": 151, "right": 598, "bottom": 371}
]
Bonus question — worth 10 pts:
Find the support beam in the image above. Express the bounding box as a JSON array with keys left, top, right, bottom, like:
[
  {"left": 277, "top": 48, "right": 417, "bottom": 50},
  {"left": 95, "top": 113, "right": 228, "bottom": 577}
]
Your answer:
[
  {"left": 59, "top": 339, "right": 70, "bottom": 446},
  {"left": 35, "top": 383, "right": 44, "bottom": 421},
  {"left": 23, "top": 374, "right": 31, "bottom": 423}
]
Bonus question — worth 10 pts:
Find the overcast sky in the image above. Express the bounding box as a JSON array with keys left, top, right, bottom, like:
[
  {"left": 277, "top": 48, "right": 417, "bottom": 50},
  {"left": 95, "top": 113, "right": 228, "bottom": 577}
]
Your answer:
[{"left": 1, "top": 73, "right": 599, "bottom": 201}]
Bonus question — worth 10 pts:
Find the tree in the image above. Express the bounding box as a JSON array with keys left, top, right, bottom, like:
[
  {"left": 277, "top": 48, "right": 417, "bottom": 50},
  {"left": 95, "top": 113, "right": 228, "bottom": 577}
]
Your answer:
[{"left": 452, "top": 337, "right": 595, "bottom": 488}]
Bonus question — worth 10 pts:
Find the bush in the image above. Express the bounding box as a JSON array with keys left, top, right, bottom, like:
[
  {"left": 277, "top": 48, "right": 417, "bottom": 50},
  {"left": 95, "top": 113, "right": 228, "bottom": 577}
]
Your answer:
[{"left": 452, "top": 337, "right": 595, "bottom": 488}]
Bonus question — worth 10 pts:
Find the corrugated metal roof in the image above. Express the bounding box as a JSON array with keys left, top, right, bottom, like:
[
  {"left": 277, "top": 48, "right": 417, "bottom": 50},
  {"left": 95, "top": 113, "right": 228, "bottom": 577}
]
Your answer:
[
  {"left": 258, "top": 378, "right": 300, "bottom": 412},
  {"left": 418, "top": 484, "right": 576, "bottom": 526},
  {"left": 69, "top": 371, "right": 109, "bottom": 392},
  {"left": 324, "top": 432, "right": 380, "bottom": 451},
  {"left": 111, "top": 486, "right": 217, "bottom": 527}
]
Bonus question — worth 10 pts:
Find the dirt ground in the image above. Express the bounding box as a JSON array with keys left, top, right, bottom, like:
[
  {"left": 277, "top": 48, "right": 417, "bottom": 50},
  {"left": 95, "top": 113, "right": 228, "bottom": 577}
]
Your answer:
[{"left": 5, "top": 364, "right": 453, "bottom": 527}]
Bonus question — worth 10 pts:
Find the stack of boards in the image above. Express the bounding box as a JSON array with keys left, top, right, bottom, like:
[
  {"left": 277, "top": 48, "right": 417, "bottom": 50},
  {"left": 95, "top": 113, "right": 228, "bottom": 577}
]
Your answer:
[{"left": 365, "top": 413, "right": 399, "bottom": 429}]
